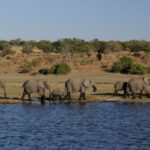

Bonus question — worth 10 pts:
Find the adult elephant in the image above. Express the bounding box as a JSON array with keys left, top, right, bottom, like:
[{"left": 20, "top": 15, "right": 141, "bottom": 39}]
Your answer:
[
  {"left": 0, "top": 80, "right": 7, "bottom": 98},
  {"left": 127, "top": 77, "right": 150, "bottom": 99},
  {"left": 65, "top": 78, "right": 97, "bottom": 102},
  {"left": 143, "top": 85, "right": 150, "bottom": 98},
  {"left": 114, "top": 81, "right": 128, "bottom": 97},
  {"left": 21, "top": 79, "right": 52, "bottom": 104}
]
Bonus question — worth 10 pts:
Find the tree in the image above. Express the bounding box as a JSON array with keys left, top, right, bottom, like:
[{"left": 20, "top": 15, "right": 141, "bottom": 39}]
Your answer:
[{"left": 37, "top": 40, "right": 53, "bottom": 53}]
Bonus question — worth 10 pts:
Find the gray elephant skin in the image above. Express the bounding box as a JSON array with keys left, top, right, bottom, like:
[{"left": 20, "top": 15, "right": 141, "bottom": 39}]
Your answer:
[
  {"left": 143, "top": 85, "right": 150, "bottom": 98},
  {"left": 21, "top": 79, "right": 51, "bottom": 104},
  {"left": 127, "top": 77, "right": 150, "bottom": 99},
  {"left": 114, "top": 81, "right": 128, "bottom": 97},
  {"left": 51, "top": 89, "right": 65, "bottom": 102},
  {"left": 0, "top": 80, "right": 6, "bottom": 98},
  {"left": 65, "top": 78, "right": 97, "bottom": 102}
]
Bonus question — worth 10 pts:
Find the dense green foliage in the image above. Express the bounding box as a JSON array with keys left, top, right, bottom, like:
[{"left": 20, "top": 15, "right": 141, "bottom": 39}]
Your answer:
[
  {"left": 129, "top": 63, "right": 150, "bottom": 75},
  {"left": 112, "top": 62, "right": 123, "bottom": 73},
  {"left": 50, "top": 62, "right": 71, "bottom": 75},
  {"left": 112, "top": 56, "right": 149, "bottom": 74},
  {"left": 112, "top": 56, "right": 134, "bottom": 73},
  {"left": 0, "top": 39, "right": 150, "bottom": 54}
]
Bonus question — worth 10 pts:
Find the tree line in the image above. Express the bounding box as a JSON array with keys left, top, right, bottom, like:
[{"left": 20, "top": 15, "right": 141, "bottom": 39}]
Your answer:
[{"left": 0, "top": 38, "right": 150, "bottom": 55}]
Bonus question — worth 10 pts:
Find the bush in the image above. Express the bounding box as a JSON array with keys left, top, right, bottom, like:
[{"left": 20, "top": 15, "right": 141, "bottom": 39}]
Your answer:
[
  {"left": 129, "top": 63, "right": 150, "bottom": 75},
  {"left": 18, "top": 60, "right": 40, "bottom": 73},
  {"left": 22, "top": 43, "right": 33, "bottom": 54},
  {"left": 50, "top": 62, "right": 71, "bottom": 75},
  {"left": 18, "top": 65, "right": 32, "bottom": 73},
  {"left": 39, "top": 68, "right": 50, "bottom": 75},
  {"left": 112, "top": 62, "right": 123, "bottom": 72},
  {"left": 37, "top": 40, "right": 53, "bottom": 53},
  {"left": 111, "top": 56, "right": 134, "bottom": 73},
  {"left": 1, "top": 49, "right": 15, "bottom": 56},
  {"left": 120, "top": 56, "right": 134, "bottom": 73}
]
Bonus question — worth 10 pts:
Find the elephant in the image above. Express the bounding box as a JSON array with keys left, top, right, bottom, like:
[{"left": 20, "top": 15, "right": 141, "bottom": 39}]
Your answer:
[
  {"left": 127, "top": 77, "right": 150, "bottom": 99},
  {"left": 114, "top": 81, "right": 128, "bottom": 97},
  {"left": 0, "top": 80, "right": 7, "bottom": 99},
  {"left": 65, "top": 78, "right": 97, "bottom": 102},
  {"left": 21, "top": 79, "right": 52, "bottom": 104},
  {"left": 143, "top": 85, "right": 150, "bottom": 98},
  {"left": 51, "top": 89, "right": 65, "bottom": 102}
]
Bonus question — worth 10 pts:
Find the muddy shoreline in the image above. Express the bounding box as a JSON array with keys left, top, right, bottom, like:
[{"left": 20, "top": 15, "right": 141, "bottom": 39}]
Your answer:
[{"left": 0, "top": 97, "right": 150, "bottom": 104}]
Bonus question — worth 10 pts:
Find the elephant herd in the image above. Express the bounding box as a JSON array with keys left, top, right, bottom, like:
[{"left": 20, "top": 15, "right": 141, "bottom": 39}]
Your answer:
[
  {"left": 0, "top": 76, "right": 149, "bottom": 104},
  {"left": 114, "top": 76, "right": 150, "bottom": 99},
  {"left": 0, "top": 78, "right": 97, "bottom": 104}
]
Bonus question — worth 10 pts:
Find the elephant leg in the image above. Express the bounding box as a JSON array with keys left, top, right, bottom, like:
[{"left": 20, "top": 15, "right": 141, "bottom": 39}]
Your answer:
[
  {"left": 123, "top": 89, "right": 127, "bottom": 98},
  {"left": 113, "top": 90, "right": 117, "bottom": 96},
  {"left": 68, "top": 92, "right": 72, "bottom": 100},
  {"left": 79, "top": 93, "right": 83, "bottom": 101},
  {"left": 139, "top": 90, "right": 143, "bottom": 98},
  {"left": 40, "top": 95, "right": 45, "bottom": 105},
  {"left": 83, "top": 93, "right": 86, "bottom": 100},
  {"left": 132, "top": 92, "right": 136, "bottom": 99},
  {"left": 65, "top": 92, "right": 71, "bottom": 104},
  {"left": 28, "top": 94, "right": 31, "bottom": 101},
  {"left": 21, "top": 91, "right": 26, "bottom": 100},
  {"left": 58, "top": 95, "right": 62, "bottom": 103}
]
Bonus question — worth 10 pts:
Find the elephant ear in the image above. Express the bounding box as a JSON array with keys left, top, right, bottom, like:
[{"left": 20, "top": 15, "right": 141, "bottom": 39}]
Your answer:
[
  {"left": 38, "top": 80, "right": 45, "bottom": 89},
  {"left": 82, "top": 80, "right": 90, "bottom": 88},
  {"left": 143, "top": 77, "right": 149, "bottom": 85}
]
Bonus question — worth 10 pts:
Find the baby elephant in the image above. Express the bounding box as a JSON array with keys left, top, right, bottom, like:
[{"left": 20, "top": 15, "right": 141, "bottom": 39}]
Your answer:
[
  {"left": 114, "top": 81, "right": 128, "bottom": 97},
  {"left": 0, "top": 80, "right": 7, "bottom": 98},
  {"left": 51, "top": 90, "right": 65, "bottom": 102}
]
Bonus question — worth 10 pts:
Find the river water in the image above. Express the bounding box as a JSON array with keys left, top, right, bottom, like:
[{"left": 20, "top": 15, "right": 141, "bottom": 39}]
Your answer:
[{"left": 0, "top": 102, "right": 150, "bottom": 150}]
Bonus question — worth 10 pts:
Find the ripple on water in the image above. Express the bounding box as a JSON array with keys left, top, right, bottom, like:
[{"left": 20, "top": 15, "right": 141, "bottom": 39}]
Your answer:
[{"left": 0, "top": 103, "right": 150, "bottom": 150}]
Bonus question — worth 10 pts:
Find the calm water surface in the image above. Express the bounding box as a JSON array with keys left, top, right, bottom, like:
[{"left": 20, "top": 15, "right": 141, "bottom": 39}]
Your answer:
[{"left": 0, "top": 102, "right": 150, "bottom": 150}]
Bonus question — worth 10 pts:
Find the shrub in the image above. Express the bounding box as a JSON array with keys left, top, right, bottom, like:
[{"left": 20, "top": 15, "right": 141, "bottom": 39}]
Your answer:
[
  {"left": 111, "top": 56, "right": 134, "bottom": 73},
  {"left": 50, "top": 62, "right": 71, "bottom": 75},
  {"left": 37, "top": 40, "right": 53, "bottom": 53},
  {"left": 120, "top": 56, "right": 134, "bottom": 68},
  {"left": 0, "top": 41, "right": 10, "bottom": 51},
  {"left": 112, "top": 62, "right": 123, "bottom": 72},
  {"left": 129, "top": 63, "right": 150, "bottom": 75},
  {"left": 18, "top": 60, "right": 40, "bottom": 73},
  {"left": 22, "top": 43, "right": 33, "bottom": 54},
  {"left": 147, "top": 67, "right": 150, "bottom": 74},
  {"left": 1, "top": 49, "right": 15, "bottom": 56},
  {"left": 18, "top": 65, "right": 32, "bottom": 73},
  {"left": 39, "top": 68, "right": 50, "bottom": 75}
]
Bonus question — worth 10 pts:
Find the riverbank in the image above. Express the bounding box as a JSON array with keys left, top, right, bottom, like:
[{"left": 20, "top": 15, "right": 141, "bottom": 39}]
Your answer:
[
  {"left": 0, "top": 71, "right": 149, "bottom": 104},
  {"left": 0, "top": 96, "right": 150, "bottom": 104}
]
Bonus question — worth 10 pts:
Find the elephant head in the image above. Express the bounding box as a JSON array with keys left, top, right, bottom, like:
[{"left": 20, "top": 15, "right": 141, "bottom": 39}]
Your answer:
[
  {"left": 82, "top": 79, "right": 97, "bottom": 92},
  {"left": 143, "top": 77, "right": 150, "bottom": 85}
]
